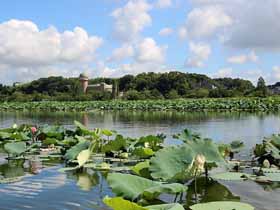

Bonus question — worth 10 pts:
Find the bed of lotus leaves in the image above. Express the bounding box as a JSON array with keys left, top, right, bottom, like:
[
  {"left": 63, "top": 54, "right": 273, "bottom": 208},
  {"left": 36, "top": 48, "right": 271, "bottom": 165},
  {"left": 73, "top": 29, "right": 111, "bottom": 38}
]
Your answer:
[
  {"left": 1, "top": 122, "right": 280, "bottom": 210},
  {"left": 1, "top": 97, "right": 280, "bottom": 112}
]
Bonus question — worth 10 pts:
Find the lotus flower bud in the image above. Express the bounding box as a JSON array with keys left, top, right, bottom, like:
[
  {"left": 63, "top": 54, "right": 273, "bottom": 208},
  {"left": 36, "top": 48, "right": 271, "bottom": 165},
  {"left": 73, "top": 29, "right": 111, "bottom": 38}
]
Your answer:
[
  {"left": 263, "top": 159, "right": 270, "bottom": 168},
  {"left": 144, "top": 142, "right": 150, "bottom": 148},
  {"left": 12, "top": 124, "right": 18, "bottom": 129},
  {"left": 194, "top": 154, "right": 206, "bottom": 172},
  {"left": 31, "top": 127, "right": 37, "bottom": 135}
]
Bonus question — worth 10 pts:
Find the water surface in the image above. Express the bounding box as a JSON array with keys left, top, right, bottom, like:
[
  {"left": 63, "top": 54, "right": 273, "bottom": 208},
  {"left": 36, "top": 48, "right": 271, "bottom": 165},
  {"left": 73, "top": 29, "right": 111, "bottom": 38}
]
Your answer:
[{"left": 0, "top": 111, "right": 280, "bottom": 210}]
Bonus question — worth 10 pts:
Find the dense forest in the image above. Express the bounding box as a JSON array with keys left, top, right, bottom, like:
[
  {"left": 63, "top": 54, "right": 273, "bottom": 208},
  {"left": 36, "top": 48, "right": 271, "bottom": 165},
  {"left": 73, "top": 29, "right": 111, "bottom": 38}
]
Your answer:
[{"left": 0, "top": 71, "right": 272, "bottom": 102}]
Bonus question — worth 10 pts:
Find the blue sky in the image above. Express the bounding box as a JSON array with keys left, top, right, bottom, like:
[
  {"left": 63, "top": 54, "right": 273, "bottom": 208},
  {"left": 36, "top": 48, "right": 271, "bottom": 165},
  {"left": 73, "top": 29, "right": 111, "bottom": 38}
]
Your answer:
[{"left": 0, "top": 0, "right": 279, "bottom": 84}]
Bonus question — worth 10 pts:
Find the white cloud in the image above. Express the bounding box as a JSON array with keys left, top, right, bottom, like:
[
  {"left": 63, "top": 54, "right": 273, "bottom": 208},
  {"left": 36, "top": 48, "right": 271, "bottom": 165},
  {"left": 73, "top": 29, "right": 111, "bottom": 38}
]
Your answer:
[
  {"left": 0, "top": 19, "right": 103, "bottom": 66},
  {"left": 155, "top": 0, "right": 172, "bottom": 8},
  {"left": 177, "top": 27, "right": 188, "bottom": 40},
  {"left": 227, "top": 51, "right": 258, "bottom": 64},
  {"left": 183, "top": 5, "right": 232, "bottom": 40},
  {"left": 111, "top": 0, "right": 152, "bottom": 42},
  {"left": 0, "top": 19, "right": 103, "bottom": 84},
  {"left": 187, "top": 0, "right": 280, "bottom": 51},
  {"left": 271, "top": 66, "right": 280, "bottom": 83},
  {"left": 159, "top": 27, "right": 173, "bottom": 36},
  {"left": 186, "top": 42, "right": 211, "bottom": 68},
  {"left": 135, "top": 38, "right": 167, "bottom": 63},
  {"left": 108, "top": 44, "right": 134, "bottom": 62}
]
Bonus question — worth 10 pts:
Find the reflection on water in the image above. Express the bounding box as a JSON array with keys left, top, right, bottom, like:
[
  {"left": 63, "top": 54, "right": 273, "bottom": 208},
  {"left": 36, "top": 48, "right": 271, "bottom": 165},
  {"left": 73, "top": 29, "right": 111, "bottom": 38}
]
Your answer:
[
  {"left": 2, "top": 111, "right": 280, "bottom": 148},
  {"left": 0, "top": 156, "right": 279, "bottom": 210},
  {"left": 1, "top": 111, "right": 280, "bottom": 210},
  {"left": 186, "top": 177, "right": 240, "bottom": 208}
]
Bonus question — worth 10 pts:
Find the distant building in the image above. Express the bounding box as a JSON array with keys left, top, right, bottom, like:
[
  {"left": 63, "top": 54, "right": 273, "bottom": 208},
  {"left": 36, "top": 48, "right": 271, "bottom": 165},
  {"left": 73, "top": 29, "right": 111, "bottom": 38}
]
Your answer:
[{"left": 79, "top": 73, "right": 113, "bottom": 93}]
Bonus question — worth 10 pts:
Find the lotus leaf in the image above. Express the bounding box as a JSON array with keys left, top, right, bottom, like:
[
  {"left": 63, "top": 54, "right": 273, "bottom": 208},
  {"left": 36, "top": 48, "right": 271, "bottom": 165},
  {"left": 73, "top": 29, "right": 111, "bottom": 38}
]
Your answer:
[
  {"left": 211, "top": 172, "right": 249, "bottom": 181},
  {"left": 102, "top": 135, "right": 126, "bottom": 153},
  {"left": 103, "top": 196, "right": 147, "bottom": 210},
  {"left": 4, "top": 142, "right": 27, "bottom": 156},
  {"left": 103, "top": 197, "right": 185, "bottom": 210},
  {"left": 107, "top": 173, "right": 187, "bottom": 200},
  {"left": 0, "top": 131, "right": 12, "bottom": 140},
  {"left": 41, "top": 125, "right": 65, "bottom": 140},
  {"left": 133, "top": 148, "right": 155, "bottom": 159},
  {"left": 74, "top": 120, "right": 92, "bottom": 135},
  {"left": 184, "top": 138, "right": 225, "bottom": 165},
  {"left": 264, "top": 172, "right": 280, "bottom": 182},
  {"left": 131, "top": 161, "right": 151, "bottom": 178},
  {"left": 64, "top": 141, "right": 90, "bottom": 161},
  {"left": 174, "top": 129, "right": 201, "bottom": 142},
  {"left": 146, "top": 203, "right": 185, "bottom": 210},
  {"left": 190, "top": 201, "right": 254, "bottom": 210},
  {"left": 150, "top": 146, "right": 194, "bottom": 181}
]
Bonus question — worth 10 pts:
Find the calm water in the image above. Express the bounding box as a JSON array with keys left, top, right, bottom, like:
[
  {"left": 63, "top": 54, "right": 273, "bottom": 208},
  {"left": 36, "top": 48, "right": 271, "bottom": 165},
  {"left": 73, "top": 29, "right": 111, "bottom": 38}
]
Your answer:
[{"left": 0, "top": 111, "right": 280, "bottom": 210}]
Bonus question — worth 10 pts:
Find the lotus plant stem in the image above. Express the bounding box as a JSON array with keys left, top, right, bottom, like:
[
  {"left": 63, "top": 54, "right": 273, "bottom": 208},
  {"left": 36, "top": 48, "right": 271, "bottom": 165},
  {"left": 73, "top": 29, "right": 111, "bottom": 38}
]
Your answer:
[
  {"left": 174, "top": 193, "right": 179, "bottom": 202},
  {"left": 194, "top": 169, "right": 198, "bottom": 203},
  {"left": 179, "top": 192, "right": 184, "bottom": 202}
]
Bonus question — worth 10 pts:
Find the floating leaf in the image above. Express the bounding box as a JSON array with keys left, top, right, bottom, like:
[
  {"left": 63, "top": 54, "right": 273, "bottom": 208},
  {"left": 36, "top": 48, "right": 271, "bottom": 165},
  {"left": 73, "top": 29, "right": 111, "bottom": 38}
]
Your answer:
[
  {"left": 190, "top": 201, "right": 254, "bottom": 210},
  {"left": 211, "top": 172, "right": 249, "bottom": 181},
  {"left": 103, "top": 197, "right": 147, "bottom": 210},
  {"left": 4, "top": 142, "right": 27, "bottom": 156},
  {"left": 146, "top": 203, "right": 185, "bottom": 210}
]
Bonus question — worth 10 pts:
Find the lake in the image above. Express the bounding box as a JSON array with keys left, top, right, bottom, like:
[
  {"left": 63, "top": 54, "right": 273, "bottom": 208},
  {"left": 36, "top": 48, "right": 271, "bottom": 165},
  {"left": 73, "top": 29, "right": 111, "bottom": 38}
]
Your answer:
[{"left": 0, "top": 111, "right": 280, "bottom": 210}]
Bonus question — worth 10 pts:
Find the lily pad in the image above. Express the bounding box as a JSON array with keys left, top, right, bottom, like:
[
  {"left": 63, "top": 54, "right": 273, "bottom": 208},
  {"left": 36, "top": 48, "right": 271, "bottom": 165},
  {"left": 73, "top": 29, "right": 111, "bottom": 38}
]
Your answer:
[
  {"left": 4, "top": 142, "right": 27, "bottom": 156},
  {"left": 190, "top": 201, "right": 254, "bottom": 210},
  {"left": 146, "top": 203, "right": 185, "bottom": 210},
  {"left": 211, "top": 172, "right": 249, "bottom": 181}
]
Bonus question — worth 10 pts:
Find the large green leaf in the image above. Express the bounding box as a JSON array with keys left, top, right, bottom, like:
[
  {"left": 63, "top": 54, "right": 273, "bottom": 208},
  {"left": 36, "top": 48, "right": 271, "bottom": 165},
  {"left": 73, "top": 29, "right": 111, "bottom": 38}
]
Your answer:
[
  {"left": 149, "top": 146, "right": 194, "bottom": 181},
  {"left": 103, "top": 197, "right": 185, "bottom": 210},
  {"left": 4, "top": 142, "right": 27, "bottom": 156},
  {"left": 131, "top": 161, "right": 151, "bottom": 178},
  {"left": 107, "top": 173, "right": 187, "bottom": 200},
  {"left": 146, "top": 204, "right": 185, "bottom": 210},
  {"left": 74, "top": 121, "right": 92, "bottom": 135},
  {"left": 41, "top": 125, "right": 65, "bottom": 140},
  {"left": 174, "top": 129, "right": 201, "bottom": 142},
  {"left": 211, "top": 172, "right": 249, "bottom": 181},
  {"left": 103, "top": 197, "right": 147, "bottom": 210},
  {"left": 133, "top": 148, "right": 155, "bottom": 159},
  {"left": 64, "top": 141, "right": 90, "bottom": 161},
  {"left": 143, "top": 183, "right": 187, "bottom": 200},
  {"left": 77, "top": 149, "right": 91, "bottom": 167},
  {"left": 185, "top": 138, "right": 225, "bottom": 164},
  {"left": 190, "top": 201, "right": 254, "bottom": 210},
  {"left": 0, "top": 131, "right": 12, "bottom": 140},
  {"left": 102, "top": 135, "right": 126, "bottom": 153}
]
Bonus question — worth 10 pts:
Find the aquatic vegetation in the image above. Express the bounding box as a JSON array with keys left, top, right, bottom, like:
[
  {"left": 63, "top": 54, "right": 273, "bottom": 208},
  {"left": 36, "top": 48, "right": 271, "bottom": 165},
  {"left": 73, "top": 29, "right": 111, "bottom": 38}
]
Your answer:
[
  {"left": 1, "top": 122, "right": 280, "bottom": 209},
  {"left": 2, "top": 97, "right": 280, "bottom": 112}
]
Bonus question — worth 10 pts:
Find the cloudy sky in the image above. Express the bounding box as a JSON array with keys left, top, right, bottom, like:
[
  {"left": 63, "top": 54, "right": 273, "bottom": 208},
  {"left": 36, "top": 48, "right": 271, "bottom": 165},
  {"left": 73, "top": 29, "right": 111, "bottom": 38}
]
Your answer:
[{"left": 0, "top": 0, "right": 280, "bottom": 84}]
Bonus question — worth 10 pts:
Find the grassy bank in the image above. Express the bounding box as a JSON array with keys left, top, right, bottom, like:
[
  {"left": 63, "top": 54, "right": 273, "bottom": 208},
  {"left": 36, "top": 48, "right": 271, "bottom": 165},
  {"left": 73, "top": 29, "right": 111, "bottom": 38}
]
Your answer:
[{"left": 1, "top": 97, "right": 280, "bottom": 112}]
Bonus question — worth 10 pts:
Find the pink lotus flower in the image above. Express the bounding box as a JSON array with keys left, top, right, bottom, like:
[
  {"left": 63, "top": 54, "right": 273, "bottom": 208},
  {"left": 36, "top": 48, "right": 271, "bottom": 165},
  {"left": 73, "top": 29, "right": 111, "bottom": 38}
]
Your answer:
[{"left": 31, "top": 127, "right": 37, "bottom": 135}]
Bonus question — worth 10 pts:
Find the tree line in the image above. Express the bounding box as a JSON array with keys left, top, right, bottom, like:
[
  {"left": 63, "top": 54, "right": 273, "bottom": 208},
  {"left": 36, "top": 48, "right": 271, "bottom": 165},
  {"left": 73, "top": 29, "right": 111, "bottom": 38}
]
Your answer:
[{"left": 0, "top": 72, "right": 270, "bottom": 102}]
